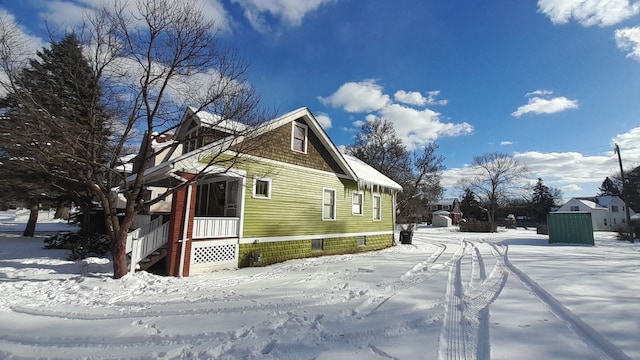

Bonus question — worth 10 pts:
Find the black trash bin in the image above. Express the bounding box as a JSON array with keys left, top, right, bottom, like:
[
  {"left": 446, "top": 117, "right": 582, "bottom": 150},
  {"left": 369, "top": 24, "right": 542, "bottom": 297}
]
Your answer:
[{"left": 400, "top": 230, "right": 413, "bottom": 244}]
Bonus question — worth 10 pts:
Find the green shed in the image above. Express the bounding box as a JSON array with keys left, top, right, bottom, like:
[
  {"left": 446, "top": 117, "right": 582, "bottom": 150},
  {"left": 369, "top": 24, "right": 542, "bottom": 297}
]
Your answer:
[{"left": 547, "top": 212, "right": 594, "bottom": 245}]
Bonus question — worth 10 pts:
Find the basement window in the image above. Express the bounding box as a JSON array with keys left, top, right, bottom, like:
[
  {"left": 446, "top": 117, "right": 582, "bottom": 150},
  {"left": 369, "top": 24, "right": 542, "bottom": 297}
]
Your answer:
[
  {"left": 357, "top": 236, "right": 366, "bottom": 246},
  {"left": 311, "top": 239, "right": 323, "bottom": 251}
]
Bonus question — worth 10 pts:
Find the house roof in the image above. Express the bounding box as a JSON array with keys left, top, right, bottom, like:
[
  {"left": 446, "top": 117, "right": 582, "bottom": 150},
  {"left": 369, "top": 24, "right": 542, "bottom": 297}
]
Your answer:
[
  {"left": 138, "top": 107, "right": 402, "bottom": 192},
  {"left": 434, "top": 198, "right": 458, "bottom": 206},
  {"left": 571, "top": 195, "right": 623, "bottom": 210},
  {"left": 577, "top": 199, "right": 603, "bottom": 210},
  {"left": 561, "top": 198, "right": 607, "bottom": 211}
]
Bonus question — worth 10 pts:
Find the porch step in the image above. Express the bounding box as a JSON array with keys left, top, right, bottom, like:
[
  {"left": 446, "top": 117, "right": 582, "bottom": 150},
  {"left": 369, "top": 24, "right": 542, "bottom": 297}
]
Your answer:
[{"left": 137, "top": 247, "right": 168, "bottom": 271}]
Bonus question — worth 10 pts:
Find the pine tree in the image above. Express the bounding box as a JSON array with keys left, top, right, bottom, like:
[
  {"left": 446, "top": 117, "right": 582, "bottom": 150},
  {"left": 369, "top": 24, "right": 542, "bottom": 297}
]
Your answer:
[
  {"left": 460, "top": 187, "right": 482, "bottom": 221},
  {"left": 598, "top": 177, "right": 621, "bottom": 196},
  {"left": 0, "top": 33, "right": 110, "bottom": 235},
  {"left": 531, "top": 178, "right": 554, "bottom": 223},
  {"left": 622, "top": 167, "right": 640, "bottom": 212}
]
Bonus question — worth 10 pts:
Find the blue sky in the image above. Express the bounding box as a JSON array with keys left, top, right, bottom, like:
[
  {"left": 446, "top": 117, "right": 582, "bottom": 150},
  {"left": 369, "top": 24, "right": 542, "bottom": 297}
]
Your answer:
[{"left": 2, "top": 0, "right": 640, "bottom": 201}]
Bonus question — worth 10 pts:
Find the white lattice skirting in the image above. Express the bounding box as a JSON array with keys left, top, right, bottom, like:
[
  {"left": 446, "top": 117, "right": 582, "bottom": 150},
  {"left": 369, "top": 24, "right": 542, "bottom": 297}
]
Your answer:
[{"left": 190, "top": 239, "right": 239, "bottom": 274}]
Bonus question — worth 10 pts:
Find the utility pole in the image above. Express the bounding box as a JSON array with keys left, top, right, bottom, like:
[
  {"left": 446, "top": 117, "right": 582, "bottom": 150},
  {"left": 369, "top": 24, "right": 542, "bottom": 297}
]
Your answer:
[{"left": 615, "top": 144, "right": 634, "bottom": 241}]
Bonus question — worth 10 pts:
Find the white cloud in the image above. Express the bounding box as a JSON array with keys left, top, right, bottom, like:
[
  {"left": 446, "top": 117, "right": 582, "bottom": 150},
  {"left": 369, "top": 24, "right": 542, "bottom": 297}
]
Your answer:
[
  {"left": 379, "top": 104, "right": 472, "bottom": 146},
  {"left": 615, "top": 26, "right": 640, "bottom": 61},
  {"left": 352, "top": 120, "right": 365, "bottom": 127},
  {"left": 320, "top": 80, "right": 472, "bottom": 149},
  {"left": 394, "top": 90, "right": 447, "bottom": 106},
  {"left": 512, "top": 91, "right": 579, "bottom": 118},
  {"left": 501, "top": 141, "right": 514, "bottom": 146},
  {"left": 441, "top": 125, "right": 640, "bottom": 200},
  {"left": 514, "top": 151, "right": 613, "bottom": 185},
  {"left": 394, "top": 90, "right": 427, "bottom": 106},
  {"left": 318, "top": 80, "right": 391, "bottom": 113},
  {"left": 561, "top": 184, "right": 582, "bottom": 192},
  {"left": 427, "top": 90, "right": 448, "bottom": 106},
  {"left": 537, "top": 0, "right": 640, "bottom": 26},
  {"left": 231, "top": 0, "right": 333, "bottom": 32},
  {"left": 37, "top": 0, "right": 230, "bottom": 33},
  {"left": 612, "top": 126, "right": 640, "bottom": 165},
  {"left": 525, "top": 89, "right": 553, "bottom": 97},
  {"left": 441, "top": 150, "right": 615, "bottom": 201},
  {"left": 315, "top": 113, "right": 332, "bottom": 129}
]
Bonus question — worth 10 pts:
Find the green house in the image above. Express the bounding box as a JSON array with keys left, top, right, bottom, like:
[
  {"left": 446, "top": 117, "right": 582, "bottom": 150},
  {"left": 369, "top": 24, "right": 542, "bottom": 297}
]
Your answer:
[{"left": 132, "top": 107, "right": 402, "bottom": 276}]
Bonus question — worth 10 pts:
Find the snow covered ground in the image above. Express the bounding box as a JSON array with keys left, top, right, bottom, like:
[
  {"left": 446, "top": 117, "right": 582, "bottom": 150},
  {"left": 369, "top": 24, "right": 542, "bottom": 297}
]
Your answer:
[{"left": 1, "top": 210, "right": 639, "bottom": 359}]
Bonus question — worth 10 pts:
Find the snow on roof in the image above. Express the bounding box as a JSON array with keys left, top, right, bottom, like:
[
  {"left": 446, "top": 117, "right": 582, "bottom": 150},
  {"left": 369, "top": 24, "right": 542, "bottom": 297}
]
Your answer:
[
  {"left": 435, "top": 198, "right": 457, "bottom": 205},
  {"left": 150, "top": 133, "right": 176, "bottom": 150},
  {"left": 342, "top": 154, "right": 402, "bottom": 192},
  {"left": 188, "top": 106, "right": 248, "bottom": 133},
  {"left": 577, "top": 199, "right": 606, "bottom": 210}
]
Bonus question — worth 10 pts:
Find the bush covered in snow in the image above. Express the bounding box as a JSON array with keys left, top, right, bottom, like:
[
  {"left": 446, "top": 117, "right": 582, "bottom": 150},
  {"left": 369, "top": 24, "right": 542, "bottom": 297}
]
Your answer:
[{"left": 44, "top": 231, "right": 110, "bottom": 260}]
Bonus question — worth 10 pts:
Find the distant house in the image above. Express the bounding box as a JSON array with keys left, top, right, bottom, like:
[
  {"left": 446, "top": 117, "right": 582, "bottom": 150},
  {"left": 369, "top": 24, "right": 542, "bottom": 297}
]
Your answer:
[
  {"left": 556, "top": 196, "right": 636, "bottom": 231},
  {"left": 123, "top": 107, "right": 402, "bottom": 276},
  {"left": 428, "top": 198, "right": 462, "bottom": 225}
]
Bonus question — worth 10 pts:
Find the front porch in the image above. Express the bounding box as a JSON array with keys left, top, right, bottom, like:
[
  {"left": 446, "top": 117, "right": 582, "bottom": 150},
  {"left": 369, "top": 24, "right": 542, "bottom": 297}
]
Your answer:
[
  {"left": 164, "top": 173, "right": 246, "bottom": 276},
  {"left": 126, "top": 216, "right": 241, "bottom": 275}
]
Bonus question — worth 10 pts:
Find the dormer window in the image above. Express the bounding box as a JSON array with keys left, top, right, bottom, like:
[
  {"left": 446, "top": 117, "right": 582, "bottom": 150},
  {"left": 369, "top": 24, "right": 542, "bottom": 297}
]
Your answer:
[{"left": 292, "top": 122, "right": 308, "bottom": 153}]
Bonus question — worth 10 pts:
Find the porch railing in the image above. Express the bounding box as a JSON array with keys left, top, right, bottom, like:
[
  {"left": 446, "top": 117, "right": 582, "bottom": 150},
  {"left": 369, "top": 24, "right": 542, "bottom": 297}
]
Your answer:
[
  {"left": 193, "top": 217, "right": 240, "bottom": 239},
  {"left": 126, "top": 217, "right": 169, "bottom": 274}
]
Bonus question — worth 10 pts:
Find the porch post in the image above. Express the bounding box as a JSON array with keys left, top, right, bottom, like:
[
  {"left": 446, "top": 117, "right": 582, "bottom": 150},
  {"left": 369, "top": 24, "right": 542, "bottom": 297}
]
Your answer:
[{"left": 165, "top": 173, "right": 197, "bottom": 276}]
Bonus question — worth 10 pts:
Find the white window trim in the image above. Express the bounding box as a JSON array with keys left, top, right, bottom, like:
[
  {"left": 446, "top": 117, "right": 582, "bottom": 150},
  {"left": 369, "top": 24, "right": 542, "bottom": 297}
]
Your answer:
[
  {"left": 252, "top": 176, "right": 272, "bottom": 199},
  {"left": 352, "top": 191, "right": 364, "bottom": 216},
  {"left": 372, "top": 194, "right": 382, "bottom": 221},
  {"left": 322, "top": 187, "right": 337, "bottom": 221},
  {"left": 291, "top": 122, "right": 308, "bottom": 153}
]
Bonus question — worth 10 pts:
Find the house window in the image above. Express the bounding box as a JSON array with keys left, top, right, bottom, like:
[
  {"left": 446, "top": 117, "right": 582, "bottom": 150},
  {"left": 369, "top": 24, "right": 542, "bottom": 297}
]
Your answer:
[
  {"left": 184, "top": 129, "right": 200, "bottom": 154},
  {"left": 570, "top": 206, "right": 579, "bottom": 211},
  {"left": 196, "top": 181, "right": 226, "bottom": 217},
  {"left": 611, "top": 205, "right": 619, "bottom": 212},
  {"left": 322, "top": 188, "right": 336, "bottom": 220},
  {"left": 292, "top": 122, "right": 308, "bottom": 153},
  {"left": 196, "top": 180, "right": 237, "bottom": 217},
  {"left": 252, "top": 177, "right": 272, "bottom": 199},
  {"left": 357, "top": 236, "right": 366, "bottom": 246},
  {"left": 352, "top": 191, "right": 364, "bottom": 215},
  {"left": 311, "top": 239, "right": 323, "bottom": 251},
  {"left": 372, "top": 194, "right": 382, "bottom": 221}
]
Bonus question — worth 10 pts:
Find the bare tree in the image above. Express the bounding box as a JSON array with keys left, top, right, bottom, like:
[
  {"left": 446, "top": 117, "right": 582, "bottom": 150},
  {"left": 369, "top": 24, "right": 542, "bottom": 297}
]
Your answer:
[
  {"left": 346, "top": 118, "right": 445, "bottom": 222},
  {"left": 1, "top": 0, "right": 270, "bottom": 278},
  {"left": 458, "top": 152, "right": 529, "bottom": 228},
  {"left": 83, "top": 0, "right": 271, "bottom": 278},
  {"left": 0, "top": 12, "right": 36, "bottom": 95}
]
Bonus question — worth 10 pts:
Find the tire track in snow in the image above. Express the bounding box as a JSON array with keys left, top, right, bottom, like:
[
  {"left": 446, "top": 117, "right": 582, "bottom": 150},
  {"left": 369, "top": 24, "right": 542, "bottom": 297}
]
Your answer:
[
  {"left": 494, "top": 242, "right": 632, "bottom": 360},
  {"left": 354, "top": 241, "right": 452, "bottom": 317},
  {"left": 438, "top": 239, "right": 508, "bottom": 360}
]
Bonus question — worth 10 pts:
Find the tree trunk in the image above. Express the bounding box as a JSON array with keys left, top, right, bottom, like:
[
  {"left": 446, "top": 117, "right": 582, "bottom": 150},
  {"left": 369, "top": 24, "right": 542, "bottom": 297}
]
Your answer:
[
  {"left": 23, "top": 203, "right": 39, "bottom": 237},
  {"left": 54, "top": 205, "right": 70, "bottom": 220},
  {"left": 112, "top": 229, "right": 129, "bottom": 278}
]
